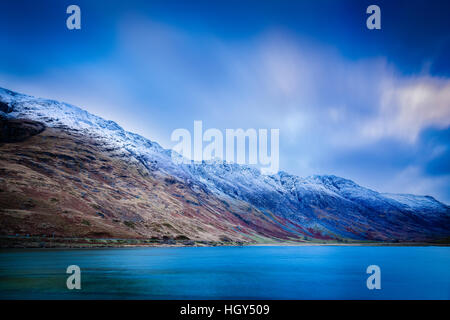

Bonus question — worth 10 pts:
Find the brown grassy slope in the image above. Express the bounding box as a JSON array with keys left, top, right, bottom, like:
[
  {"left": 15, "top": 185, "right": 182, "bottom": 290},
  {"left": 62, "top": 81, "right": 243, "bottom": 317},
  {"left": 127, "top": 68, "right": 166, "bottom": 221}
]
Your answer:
[{"left": 0, "top": 120, "right": 303, "bottom": 242}]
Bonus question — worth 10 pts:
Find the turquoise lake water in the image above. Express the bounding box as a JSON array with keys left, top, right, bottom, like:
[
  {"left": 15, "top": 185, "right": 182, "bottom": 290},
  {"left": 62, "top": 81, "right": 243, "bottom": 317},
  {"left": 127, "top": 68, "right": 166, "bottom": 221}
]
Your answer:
[{"left": 0, "top": 246, "right": 449, "bottom": 299}]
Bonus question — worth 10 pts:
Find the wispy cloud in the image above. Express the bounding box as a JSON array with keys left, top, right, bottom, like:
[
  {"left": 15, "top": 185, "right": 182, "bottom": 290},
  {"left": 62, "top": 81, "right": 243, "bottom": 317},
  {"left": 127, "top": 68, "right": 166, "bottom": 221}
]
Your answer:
[
  {"left": 1, "top": 15, "right": 449, "bottom": 202},
  {"left": 362, "top": 77, "right": 450, "bottom": 143}
]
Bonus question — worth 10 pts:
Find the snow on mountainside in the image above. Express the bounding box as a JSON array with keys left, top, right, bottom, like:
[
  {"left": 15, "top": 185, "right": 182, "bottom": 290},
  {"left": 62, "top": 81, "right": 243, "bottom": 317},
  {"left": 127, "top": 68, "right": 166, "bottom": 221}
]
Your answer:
[
  {"left": 1, "top": 87, "right": 449, "bottom": 242},
  {"left": 382, "top": 193, "right": 445, "bottom": 212},
  {"left": 0, "top": 87, "right": 186, "bottom": 177}
]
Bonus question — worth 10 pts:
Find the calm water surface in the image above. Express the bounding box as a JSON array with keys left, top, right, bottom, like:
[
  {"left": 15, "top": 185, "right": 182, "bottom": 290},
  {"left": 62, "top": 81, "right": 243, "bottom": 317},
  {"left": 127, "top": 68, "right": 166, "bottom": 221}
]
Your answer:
[{"left": 0, "top": 246, "right": 449, "bottom": 299}]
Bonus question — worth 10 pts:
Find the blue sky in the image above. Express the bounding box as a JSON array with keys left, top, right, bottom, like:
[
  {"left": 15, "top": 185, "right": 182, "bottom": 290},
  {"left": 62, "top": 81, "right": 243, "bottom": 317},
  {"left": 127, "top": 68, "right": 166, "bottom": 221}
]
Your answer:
[{"left": 1, "top": 0, "right": 450, "bottom": 202}]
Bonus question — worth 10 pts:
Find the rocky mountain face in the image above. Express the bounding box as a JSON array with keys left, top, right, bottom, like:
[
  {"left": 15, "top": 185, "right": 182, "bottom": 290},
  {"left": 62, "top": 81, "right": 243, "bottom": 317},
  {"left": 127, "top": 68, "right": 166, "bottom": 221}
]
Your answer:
[{"left": 0, "top": 87, "right": 449, "bottom": 243}]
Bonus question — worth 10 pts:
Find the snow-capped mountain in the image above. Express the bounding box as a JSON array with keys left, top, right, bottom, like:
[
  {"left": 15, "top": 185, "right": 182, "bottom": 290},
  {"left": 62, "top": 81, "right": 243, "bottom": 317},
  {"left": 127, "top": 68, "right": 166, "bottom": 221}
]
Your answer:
[{"left": 1, "top": 87, "right": 449, "bottom": 242}]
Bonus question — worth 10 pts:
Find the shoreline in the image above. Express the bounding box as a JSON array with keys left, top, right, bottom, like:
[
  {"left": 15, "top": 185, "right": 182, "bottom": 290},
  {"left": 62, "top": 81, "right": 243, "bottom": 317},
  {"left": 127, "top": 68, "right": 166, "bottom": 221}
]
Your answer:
[
  {"left": 248, "top": 242, "right": 450, "bottom": 247},
  {"left": 1, "top": 236, "right": 449, "bottom": 249}
]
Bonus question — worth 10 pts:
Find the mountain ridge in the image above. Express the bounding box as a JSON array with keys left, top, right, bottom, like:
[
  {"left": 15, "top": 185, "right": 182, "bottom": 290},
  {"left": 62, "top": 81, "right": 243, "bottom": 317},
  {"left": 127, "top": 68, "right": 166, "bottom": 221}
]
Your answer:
[{"left": 1, "top": 87, "right": 449, "bottom": 243}]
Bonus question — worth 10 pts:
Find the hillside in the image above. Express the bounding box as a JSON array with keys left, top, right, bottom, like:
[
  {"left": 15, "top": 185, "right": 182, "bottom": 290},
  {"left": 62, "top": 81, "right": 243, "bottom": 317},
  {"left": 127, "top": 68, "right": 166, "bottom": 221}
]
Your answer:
[{"left": 0, "top": 87, "right": 449, "bottom": 246}]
